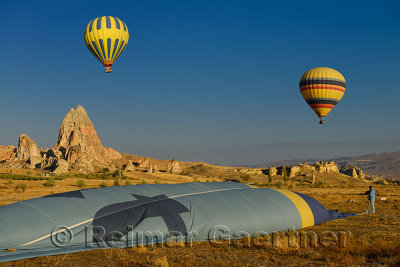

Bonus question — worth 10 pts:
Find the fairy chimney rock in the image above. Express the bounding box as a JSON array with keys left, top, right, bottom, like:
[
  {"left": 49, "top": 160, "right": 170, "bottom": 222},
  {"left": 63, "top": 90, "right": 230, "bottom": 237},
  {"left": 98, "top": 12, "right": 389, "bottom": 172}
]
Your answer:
[
  {"left": 125, "top": 160, "right": 135, "bottom": 171},
  {"left": 166, "top": 159, "right": 181, "bottom": 173},
  {"left": 53, "top": 105, "right": 120, "bottom": 164},
  {"left": 15, "top": 134, "right": 41, "bottom": 160}
]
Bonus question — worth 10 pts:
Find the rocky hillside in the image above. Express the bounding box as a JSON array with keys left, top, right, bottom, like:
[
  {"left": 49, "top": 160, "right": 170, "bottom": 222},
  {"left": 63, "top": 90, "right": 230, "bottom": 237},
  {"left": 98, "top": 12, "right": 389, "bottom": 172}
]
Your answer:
[
  {"left": 255, "top": 152, "right": 400, "bottom": 178},
  {"left": 0, "top": 105, "right": 121, "bottom": 174},
  {"left": 0, "top": 105, "right": 185, "bottom": 175},
  {"left": 334, "top": 152, "right": 400, "bottom": 178}
]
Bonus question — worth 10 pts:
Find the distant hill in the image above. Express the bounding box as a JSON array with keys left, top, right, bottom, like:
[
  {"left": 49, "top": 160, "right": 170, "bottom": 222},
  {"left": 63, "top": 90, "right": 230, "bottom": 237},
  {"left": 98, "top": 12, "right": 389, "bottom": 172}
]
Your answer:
[
  {"left": 333, "top": 152, "right": 400, "bottom": 178},
  {"left": 249, "top": 151, "right": 400, "bottom": 177}
]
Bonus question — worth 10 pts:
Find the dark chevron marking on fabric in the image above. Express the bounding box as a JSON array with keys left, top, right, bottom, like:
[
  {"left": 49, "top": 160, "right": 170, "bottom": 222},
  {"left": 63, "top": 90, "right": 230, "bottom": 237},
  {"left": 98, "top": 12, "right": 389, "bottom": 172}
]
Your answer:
[
  {"left": 293, "top": 192, "right": 332, "bottom": 225},
  {"left": 99, "top": 39, "right": 106, "bottom": 59},
  {"left": 89, "top": 20, "right": 94, "bottom": 32},
  {"left": 43, "top": 190, "right": 85, "bottom": 199},
  {"left": 306, "top": 99, "right": 339, "bottom": 105},
  {"left": 106, "top": 16, "right": 111, "bottom": 29},
  {"left": 114, "top": 17, "right": 120, "bottom": 29},
  {"left": 113, "top": 40, "right": 125, "bottom": 61},
  {"left": 107, "top": 38, "right": 111, "bottom": 59},
  {"left": 111, "top": 39, "right": 119, "bottom": 59},
  {"left": 87, "top": 43, "right": 101, "bottom": 61},
  {"left": 97, "top": 17, "right": 102, "bottom": 30},
  {"left": 92, "top": 41, "right": 104, "bottom": 60},
  {"left": 299, "top": 79, "right": 346, "bottom": 87},
  {"left": 92, "top": 194, "right": 189, "bottom": 241}
]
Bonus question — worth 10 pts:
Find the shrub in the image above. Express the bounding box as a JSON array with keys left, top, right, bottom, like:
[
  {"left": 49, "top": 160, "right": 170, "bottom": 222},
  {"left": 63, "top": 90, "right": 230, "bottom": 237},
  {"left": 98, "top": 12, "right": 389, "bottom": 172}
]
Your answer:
[
  {"left": 112, "top": 170, "right": 120, "bottom": 177},
  {"left": 114, "top": 179, "right": 120, "bottom": 186},
  {"left": 242, "top": 174, "right": 251, "bottom": 182},
  {"left": 125, "top": 180, "right": 131, "bottom": 186},
  {"left": 268, "top": 173, "right": 272, "bottom": 184},
  {"left": 99, "top": 182, "right": 108, "bottom": 188},
  {"left": 7, "top": 179, "right": 14, "bottom": 185},
  {"left": 76, "top": 179, "right": 86, "bottom": 188},
  {"left": 103, "top": 168, "right": 110, "bottom": 173},
  {"left": 15, "top": 184, "right": 27, "bottom": 193},
  {"left": 312, "top": 181, "right": 327, "bottom": 188},
  {"left": 282, "top": 166, "right": 287, "bottom": 183},
  {"left": 43, "top": 178, "right": 56, "bottom": 187},
  {"left": 140, "top": 179, "right": 147, "bottom": 184}
]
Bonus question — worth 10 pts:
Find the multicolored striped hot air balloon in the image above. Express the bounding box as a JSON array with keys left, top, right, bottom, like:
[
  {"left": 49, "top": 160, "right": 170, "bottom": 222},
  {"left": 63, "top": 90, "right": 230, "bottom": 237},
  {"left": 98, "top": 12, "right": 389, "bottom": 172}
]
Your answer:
[
  {"left": 84, "top": 16, "right": 129, "bottom": 73},
  {"left": 299, "top": 67, "right": 346, "bottom": 124}
]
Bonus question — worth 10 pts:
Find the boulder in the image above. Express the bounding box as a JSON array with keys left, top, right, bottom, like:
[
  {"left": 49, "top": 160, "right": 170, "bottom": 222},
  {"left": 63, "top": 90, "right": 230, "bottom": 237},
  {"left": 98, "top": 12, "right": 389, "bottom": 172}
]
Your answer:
[
  {"left": 268, "top": 167, "right": 277, "bottom": 176},
  {"left": 125, "top": 160, "right": 135, "bottom": 171},
  {"left": 53, "top": 159, "right": 70, "bottom": 174},
  {"left": 0, "top": 145, "right": 15, "bottom": 161},
  {"left": 28, "top": 156, "right": 42, "bottom": 169},
  {"left": 15, "top": 134, "right": 41, "bottom": 161},
  {"left": 288, "top": 166, "right": 300, "bottom": 178},
  {"left": 166, "top": 159, "right": 181, "bottom": 173}
]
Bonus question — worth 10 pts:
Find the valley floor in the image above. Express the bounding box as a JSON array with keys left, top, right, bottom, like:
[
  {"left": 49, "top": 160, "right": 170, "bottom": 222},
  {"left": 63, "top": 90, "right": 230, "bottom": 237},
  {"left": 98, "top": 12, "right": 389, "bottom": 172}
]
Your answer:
[{"left": 0, "top": 175, "right": 399, "bottom": 266}]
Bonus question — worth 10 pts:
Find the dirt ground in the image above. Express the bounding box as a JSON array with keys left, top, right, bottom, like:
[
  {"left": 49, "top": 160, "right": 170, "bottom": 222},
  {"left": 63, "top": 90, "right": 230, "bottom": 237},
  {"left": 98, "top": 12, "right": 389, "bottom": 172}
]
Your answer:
[{"left": 0, "top": 175, "right": 399, "bottom": 266}]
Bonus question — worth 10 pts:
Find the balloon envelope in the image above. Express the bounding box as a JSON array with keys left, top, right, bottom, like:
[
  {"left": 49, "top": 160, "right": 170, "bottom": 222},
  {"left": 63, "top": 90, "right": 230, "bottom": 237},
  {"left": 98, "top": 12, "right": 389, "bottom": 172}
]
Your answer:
[
  {"left": 0, "top": 182, "right": 354, "bottom": 262},
  {"left": 84, "top": 16, "right": 129, "bottom": 73},
  {"left": 299, "top": 67, "right": 346, "bottom": 120}
]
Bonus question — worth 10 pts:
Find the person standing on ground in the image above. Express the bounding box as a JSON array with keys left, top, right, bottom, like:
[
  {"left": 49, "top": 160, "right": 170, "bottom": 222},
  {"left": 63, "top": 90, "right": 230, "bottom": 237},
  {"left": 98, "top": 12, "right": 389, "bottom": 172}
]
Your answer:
[{"left": 366, "top": 186, "right": 375, "bottom": 214}]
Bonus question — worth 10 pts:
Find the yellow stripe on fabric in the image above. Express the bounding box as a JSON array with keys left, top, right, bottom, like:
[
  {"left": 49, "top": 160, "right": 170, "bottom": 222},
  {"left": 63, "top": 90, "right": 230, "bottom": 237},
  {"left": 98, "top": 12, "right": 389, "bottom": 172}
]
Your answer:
[
  {"left": 301, "top": 90, "right": 344, "bottom": 101},
  {"left": 300, "top": 67, "right": 345, "bottom": 81},
  {"left": 273, "top": 189, "right": 314, "bottom": 228},
  {"left": 312, "top": 107, "right": 332, "bottom": 117}
]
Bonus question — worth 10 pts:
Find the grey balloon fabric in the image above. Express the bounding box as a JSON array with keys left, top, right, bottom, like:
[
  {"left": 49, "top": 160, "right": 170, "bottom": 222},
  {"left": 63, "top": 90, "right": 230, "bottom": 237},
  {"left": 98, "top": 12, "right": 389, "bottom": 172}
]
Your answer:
[{"left": 0, "top": 182, "right": 348, "bottom": 262}]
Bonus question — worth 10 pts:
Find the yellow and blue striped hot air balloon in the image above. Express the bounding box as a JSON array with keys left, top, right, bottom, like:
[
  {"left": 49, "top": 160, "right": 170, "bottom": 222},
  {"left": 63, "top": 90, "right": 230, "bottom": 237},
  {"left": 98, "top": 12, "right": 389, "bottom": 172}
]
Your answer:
[
  {"left": 84, "top": 16, "right": 129, "bottom": 73},
  {"left": 299, "top": 67, "right": 346, "bottom": 124}
]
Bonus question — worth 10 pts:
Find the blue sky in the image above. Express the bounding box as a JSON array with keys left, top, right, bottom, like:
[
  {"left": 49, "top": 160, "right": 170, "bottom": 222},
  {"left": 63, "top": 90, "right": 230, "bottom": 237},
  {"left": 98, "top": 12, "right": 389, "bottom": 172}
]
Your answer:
[{"left": 1, "top": 0, "right": 400, "bottom": 165}]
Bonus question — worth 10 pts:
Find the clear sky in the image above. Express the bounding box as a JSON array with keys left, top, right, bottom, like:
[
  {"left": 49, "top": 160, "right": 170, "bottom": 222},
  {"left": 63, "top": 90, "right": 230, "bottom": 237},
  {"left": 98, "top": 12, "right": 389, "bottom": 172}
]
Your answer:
[{"left": 1, "top": 0, "right": 400, "bottom": 166}]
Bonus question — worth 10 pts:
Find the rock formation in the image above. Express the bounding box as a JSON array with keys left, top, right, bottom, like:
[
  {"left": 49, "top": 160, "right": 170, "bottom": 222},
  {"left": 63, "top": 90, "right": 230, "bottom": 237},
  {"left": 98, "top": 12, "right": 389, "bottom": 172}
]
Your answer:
[
  {"left": 53, "top": 159, "right": 70, "bottom": 174},
  {"left": 357, "top": 168, "right": 365, "bottom": 179},
  {"left": 313, "top": 161, "right": 339, "bottom": 173},
  {"left": 288, "top": 166, "right": 301, "bottom": 178},
  {"left": 340, "top": 164, "right": 365, "bottom": 179},
  {"left": 0, "top": 105, "right": 122, "bottom": 173},
  {"left": 0, "top": 145, "right": 15, "bottom": 161},
  {"left": 53, "top": 105, "right": 120, "bottom": 164},
  {"left": 268, "top": 167, "right": 277, "bottom": 176},
  {"left": 153, "top": 164, "right": 159, "bottom": 173},
  {"left": 147, "top": 163, "right": 153, "bottom": 173},
  {"left": 137, "top": 158, "right": 151, "bottom": 168},
  {"left": 15, "top": 134, "right": 40, "bottom": 161},
  {"left": 166, "top": 159, "right": 181, "bottom": 173},
  {"left": 237, "top": 168, "right": 263, "bottom": 175},
  {"left": 125, "top": 160, "right": 134, "bottom": 171}
]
